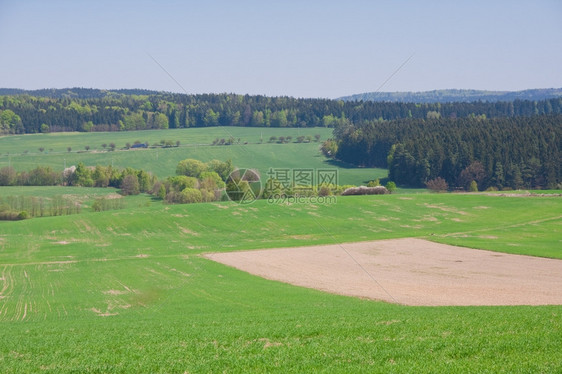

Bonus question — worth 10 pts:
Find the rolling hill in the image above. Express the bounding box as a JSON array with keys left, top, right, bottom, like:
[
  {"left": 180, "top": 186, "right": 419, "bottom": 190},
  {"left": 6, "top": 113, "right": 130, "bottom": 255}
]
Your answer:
[{"left": 338, "top": 88, "right": 562, "bottom": 103}]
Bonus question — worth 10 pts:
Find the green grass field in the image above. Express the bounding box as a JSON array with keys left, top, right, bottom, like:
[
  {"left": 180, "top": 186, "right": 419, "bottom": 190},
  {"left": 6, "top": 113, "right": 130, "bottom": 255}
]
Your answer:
[
  {"left": 0, "top": 127, "right": 387, "bottom": 185},
  {"left": 1, "top": 192, "right": 561, "bottom": 372}
]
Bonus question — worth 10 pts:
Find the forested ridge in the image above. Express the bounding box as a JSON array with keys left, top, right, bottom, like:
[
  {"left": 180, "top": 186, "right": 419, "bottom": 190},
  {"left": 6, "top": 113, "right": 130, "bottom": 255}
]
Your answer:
[
  {"left": 338, "top": 88, "right": 562, "bottom": 103},
  {"left": 1, "top": 88, "right": 562, "bottom": 134},
  {"left": 334, "top": 115, "right": 562, "bottom": 190}
]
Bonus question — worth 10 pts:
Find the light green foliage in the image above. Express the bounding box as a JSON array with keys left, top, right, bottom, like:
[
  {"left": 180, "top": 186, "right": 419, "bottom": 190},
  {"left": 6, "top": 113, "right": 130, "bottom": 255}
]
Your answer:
[
  {"left": 157, "top": 183, "right": 166, "bottom": 200},
  {"left": 176, "top": 159, "right": 206, "bottom": 178},
  {"left": 92, "top": 165, "right": 110, "bottom": 187},
  {"left": 199, "top": 171, "right": 225, "bottom": 189},
  {"left": 367, "top": 179, "right": 380, "bottom": 187},
  {"left": 205, "top": 159, "right": 233, "bottom": 181},
  {"left": 167, "top": 175, "right": 198, "bottom": 191},
  {"left": 469, "top": 180, "right": 478, "bottom": 192},
  {"left": 81, "top": 120, "right": 94, "bottom": 132},
  {"left": 426, "top": 110, "right": 441, "bottom": 119},
  {"left": 204, "top": 109, "right": 219, "bottom": 126},
  {"left": 122, "top": 112, "right": 146, "bottom": 130},
  {"left": 73, "top": 162, "right": 94, "bottom": 187},
  {"left": 152, "top": 112, "right": 169, "bottom": 129},
  {"left": 181, "top": 187, "right": 202, "bottom": 203},
  {"left": 385, "top": 181, "right": 397, "bottom": 193},
  {"left": 0, "top": 109, "right": 22, "bottom": 134}
]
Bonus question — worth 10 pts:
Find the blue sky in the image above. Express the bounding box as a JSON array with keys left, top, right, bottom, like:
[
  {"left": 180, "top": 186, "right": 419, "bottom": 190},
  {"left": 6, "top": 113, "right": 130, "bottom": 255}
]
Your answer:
[{"left": 0, "top": 0, "right": 560, "bottom": 98}]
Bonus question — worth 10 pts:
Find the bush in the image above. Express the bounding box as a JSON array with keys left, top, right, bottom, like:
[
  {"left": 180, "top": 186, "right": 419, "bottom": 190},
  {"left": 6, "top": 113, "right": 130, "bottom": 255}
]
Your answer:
[
  {"left": 385, "top": 181, "right": 397, "bottom": 193},
  {"left": 318, "top": 185, "right": 333, "bottom": 197},
  {"left": 320, "top": 139, "right": 338, "bottom": 157},
  {"left": 426, "top": 177, "right": 449, "bottom": 192},
  {"left": 17, "top": 211, "right": 29, "bottom": 220},
  {"left": 120, "top": 175, "right": 140, "bottom": 195},
  {"left": 157, "top": 183, "right": 167, "bottom": 199},
  {"left": 181, "top": 188, "right": 202, "bottom": 204},
  {"left": 341, "top": 186, "right": 389, "bottom": 196},
  {"left": 200, "top": 188, "right": 217, "bottom": 202}
]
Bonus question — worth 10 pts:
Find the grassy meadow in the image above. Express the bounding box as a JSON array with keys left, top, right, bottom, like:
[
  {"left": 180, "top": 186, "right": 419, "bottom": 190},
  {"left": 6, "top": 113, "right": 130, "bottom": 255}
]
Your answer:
[
  {"left": 1, "top": 191, "right": 561, "bottom": 372},
  {"left": 0, "top": 127, "right": 386, "bottom": 185},
  {"left": 1, "top": 128, "right": 561, "bottom": 372}
]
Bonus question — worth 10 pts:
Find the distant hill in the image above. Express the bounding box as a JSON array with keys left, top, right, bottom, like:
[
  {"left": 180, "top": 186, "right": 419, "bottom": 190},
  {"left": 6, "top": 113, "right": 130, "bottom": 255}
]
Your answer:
[
  {"left": 0, "top": 87, "right": 162, "bottom": 99},
  {"left": 338, "top": 88, "right": 562, "bottom": 103}
]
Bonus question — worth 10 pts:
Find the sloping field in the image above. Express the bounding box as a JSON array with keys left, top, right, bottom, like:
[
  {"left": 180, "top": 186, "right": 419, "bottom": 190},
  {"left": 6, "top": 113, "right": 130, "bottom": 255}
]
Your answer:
[
  {"left": 206, "top": 238, "right": 562, "bottom": 306},
  {"left": 1, "top": 194, "right": 561, "bottom": 372},
  {"left": 0, "top": 127, "right": 387, "bottom": 185}
]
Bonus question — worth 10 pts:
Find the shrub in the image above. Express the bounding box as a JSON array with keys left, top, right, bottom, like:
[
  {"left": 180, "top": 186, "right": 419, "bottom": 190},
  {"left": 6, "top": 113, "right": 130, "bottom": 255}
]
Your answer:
[
  {"left": 318, "top": 185, "right": 333, "bottom": 197},
  {"left": 385, "top": 181, "right": 397, "bottom": 193},
  {"left": 341, "top": 186, "right": 389, "bottom": 196},
  {"left": 426, "top": 177, "right": 449, "bottom": 192},
  {"left": 181, "top": 188, "right": 202, "bottom": 204},
  {"left": 157, "top": 183, "right": 166, "bottom": 200},
  {"left": 120, "top": 175, "right": 140, "bottom": 195},
  {"left": 320, "top": 139, "right": 338, "bottom": 157},
  {"left": 200, "top": 188, "right": 217, "bottom": 202},
  {"left": 17, "top": 211, "right": 29, "bottom": 220}
]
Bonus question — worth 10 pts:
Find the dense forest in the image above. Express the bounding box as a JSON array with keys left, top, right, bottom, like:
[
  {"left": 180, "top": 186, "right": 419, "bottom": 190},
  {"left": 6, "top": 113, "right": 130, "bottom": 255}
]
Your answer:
[
  {"left": 333, "top": 115, "right": 562, "bottom": 190},
  {"left": 339, "top": 88, "right": 562, "bottom": 103},
  {"left": 1, "top": 88, "right": 562, "bottom": 134}
]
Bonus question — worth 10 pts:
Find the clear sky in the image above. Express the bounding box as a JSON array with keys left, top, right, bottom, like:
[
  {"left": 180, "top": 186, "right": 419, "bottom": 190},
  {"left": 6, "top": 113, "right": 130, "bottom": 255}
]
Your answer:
[{"left": 0, "top": 0, "right": 560, "bottom": 98}]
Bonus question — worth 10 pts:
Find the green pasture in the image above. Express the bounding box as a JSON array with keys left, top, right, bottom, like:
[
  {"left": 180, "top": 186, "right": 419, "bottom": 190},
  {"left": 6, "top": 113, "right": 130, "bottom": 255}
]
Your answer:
[
  {"left": 0, "top": 127, "right": 386, "bottom": 185},
  {"left": 0, "top": 127, "right": 332, "bottom": 153},
  {"left": 1, "top": 192, "right": 561, "bottom": 372}
]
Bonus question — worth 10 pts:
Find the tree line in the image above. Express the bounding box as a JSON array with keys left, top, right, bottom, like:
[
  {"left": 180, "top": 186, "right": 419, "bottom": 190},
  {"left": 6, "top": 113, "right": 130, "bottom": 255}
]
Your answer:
[
  {"left": 333, "top": 114, "right": 562, "bottom": 190},
  {"left": 1, "top": 89, "right": 562, "bottom": 134}
]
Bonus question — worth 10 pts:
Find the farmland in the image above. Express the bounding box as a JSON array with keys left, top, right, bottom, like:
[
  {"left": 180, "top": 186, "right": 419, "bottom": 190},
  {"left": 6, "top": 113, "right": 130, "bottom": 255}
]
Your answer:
[
  {"left": 1, "top": 127, "right": 562, "bottom": 372},
  {"left": 0, "top": 127, "right": 387, "bottom": 185},
  {"left": 1, "top": 190, "right": 562, "bottom": 372}
]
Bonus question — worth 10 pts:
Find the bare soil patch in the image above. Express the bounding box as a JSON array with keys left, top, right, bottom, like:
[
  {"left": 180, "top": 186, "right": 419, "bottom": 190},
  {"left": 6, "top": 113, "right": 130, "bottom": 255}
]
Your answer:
[{"left": 205, "top": 238, "right": 562, "bottom": 306}]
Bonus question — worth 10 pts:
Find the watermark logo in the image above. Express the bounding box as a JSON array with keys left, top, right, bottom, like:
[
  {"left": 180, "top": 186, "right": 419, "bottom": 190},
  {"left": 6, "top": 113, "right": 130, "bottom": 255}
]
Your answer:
[
  {"left": 225, "top": 168, "right": 262, "bottom": 204},
  {"left": 225, "top": 168, "right": 338, "bottom": 205}
]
